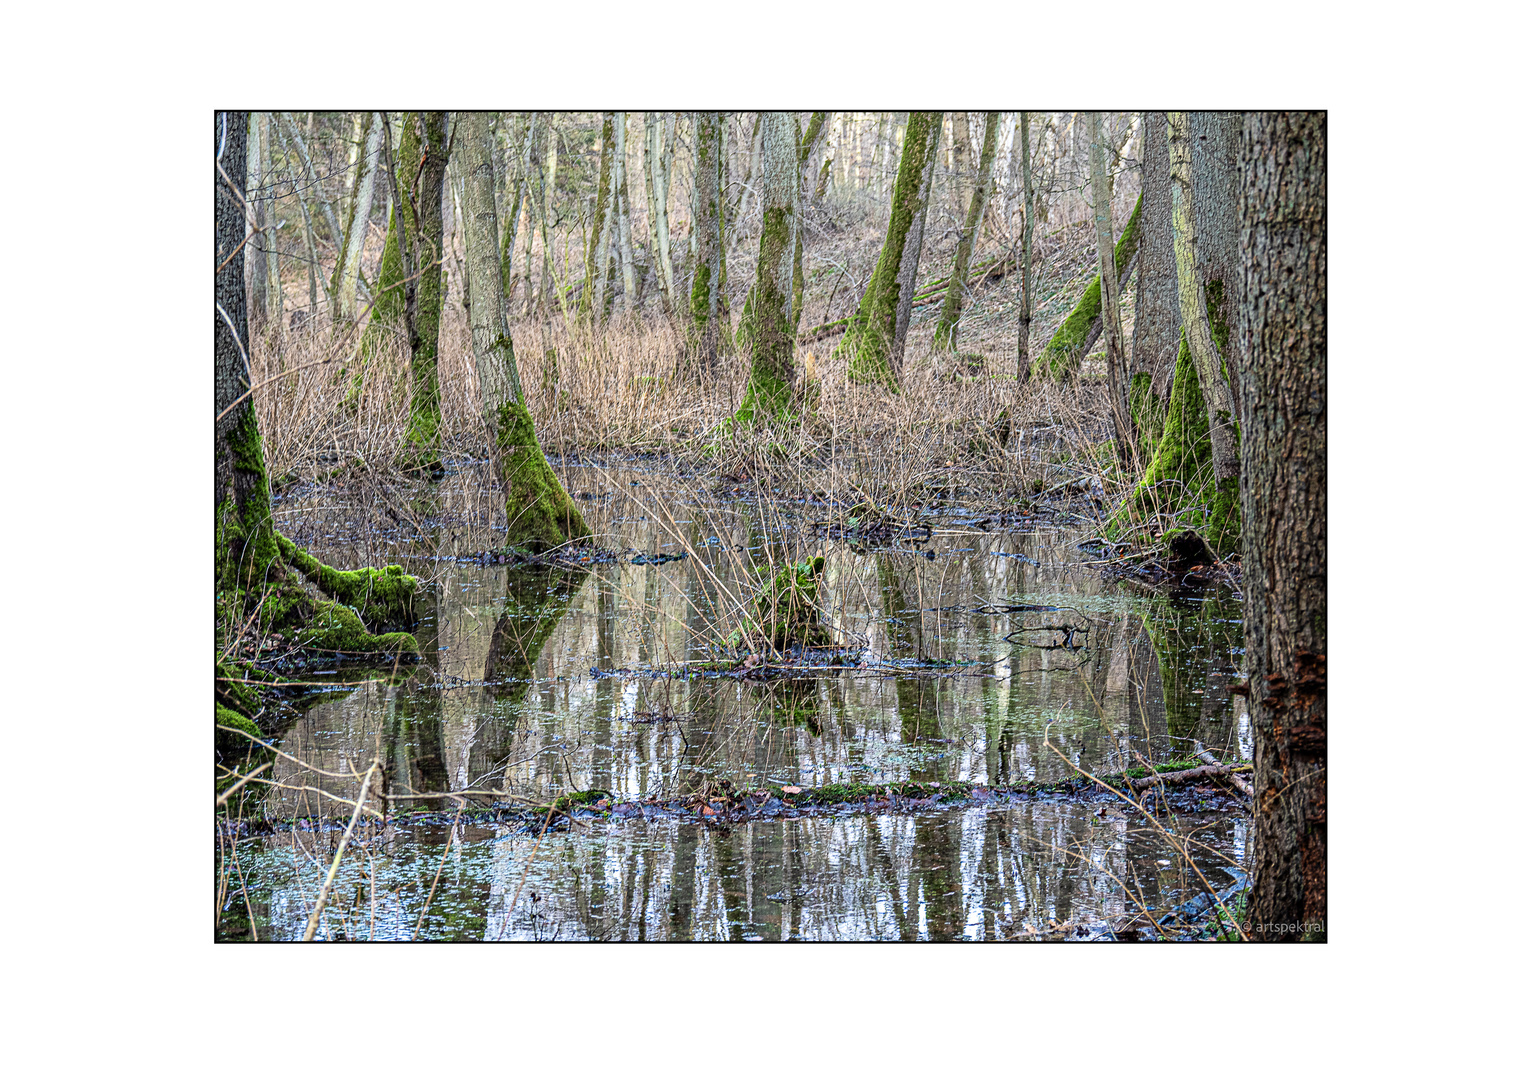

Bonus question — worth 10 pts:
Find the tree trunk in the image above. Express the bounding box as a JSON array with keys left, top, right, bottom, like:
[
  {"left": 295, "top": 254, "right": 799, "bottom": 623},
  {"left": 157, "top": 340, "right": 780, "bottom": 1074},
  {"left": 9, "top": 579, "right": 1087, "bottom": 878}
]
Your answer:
[
  {"left": 1088, "top": 112, "right": 1135, "bottom": 468},
  {"left": 333, "top": 112, "right": 382, "bottom": 327},
  {"left": 1167, "top": 112, "right": 1240, "bottom": 482},
  {"left": 1191, "top": 111, "right": 1246, "bottom": 421},
  {"left": 793, "top": 112, "right": 828, "bottom": 335},
  {"left": 732, "top": 112, "right": 801, "bottom": 426},
  {"left": 934, "top": 111, "right": 999, "bottom": 351},
  {"left": 645, "top": 112, "right": 675, "bottom": 314},
  {"left": 613, "top": 113, "right": 638, "bottom": 310},
  {"left": 246, "top": 113, "right": 268, "bottom": 331},
  {"left": 1018, "top": 113, "right": 1034, "bottom": 377},
  {"left": 690, "top": 111, "right": 727, "bottom": 368},
  {"left": 1131, "top": 112, "right": 1181, "bottom": 409},
  {"left": 262, "top": 113, "right": 282, "bottom": 335},
  {"left": 949, "top": 111, "right": 971, "bottom": 213},
  {"left": 832, "top": 111, "right": 942, "bottom": 390},
  {"left": 456, "top": 112, "right": 587, "bottom": 552},
  {"left": 1029, "top": 192, "right": 1142, "bottom": 382},
  {"left": 215, "top": 110, "right": 280, "bottom": 590},
  {"left": 1240, "top": 111, "right": 1326, "bottom": 942},
  {"left": 403, "top": 112, "right": 449, "bottom": 458},
  {"left": 501, "top": 113, "right": 534, "bottom": 311},
  {"left": 582, "top": 112, "right": 615, "bottom": 321}
]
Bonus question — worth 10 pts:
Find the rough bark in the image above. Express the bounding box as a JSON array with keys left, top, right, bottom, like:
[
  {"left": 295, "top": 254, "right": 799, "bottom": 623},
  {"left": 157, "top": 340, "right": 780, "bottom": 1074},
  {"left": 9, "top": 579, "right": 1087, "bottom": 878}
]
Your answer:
[
  {"left": 456, "top": 112, "right": 587, "bottom": 551},
  {"left": 690, "top": 111, "right": 727, "bottom": 367},
  {"left": 1131, "top": 112, "right": 1182, "bottom": 406},
  {"left": 1088, "top": 112, "right": 1135, "bottom": 467},
  {"left": 832, "top": 111, "right": 942, "bottom": 390},
  {"left": 261, "top": 113, "right": 282, "bottom": 333},
  {"left": 1240, "top": 111, "right": 1326, "bottom": 943},
  {"left": 1191, "top": 111, "right": 1245, "bottom": 420},
  {"left": 1167, "top": 112, "right": 1240, "bottom": 481},
  {"left": 934, "top": 111, "right": 999, "bottom": 351},
  {"left": 732, "top": 112, "right": 801, "bottom": 426}
]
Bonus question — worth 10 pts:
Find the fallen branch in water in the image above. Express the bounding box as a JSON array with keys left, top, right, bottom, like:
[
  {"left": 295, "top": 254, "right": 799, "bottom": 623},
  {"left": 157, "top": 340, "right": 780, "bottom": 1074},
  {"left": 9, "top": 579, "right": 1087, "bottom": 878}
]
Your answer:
[
  {"left": 1192, "top": 740, "right": 1254, "bottom": 800},
  {"left": 1124, "top": 763, "right": 1252, "bottom": 792}
]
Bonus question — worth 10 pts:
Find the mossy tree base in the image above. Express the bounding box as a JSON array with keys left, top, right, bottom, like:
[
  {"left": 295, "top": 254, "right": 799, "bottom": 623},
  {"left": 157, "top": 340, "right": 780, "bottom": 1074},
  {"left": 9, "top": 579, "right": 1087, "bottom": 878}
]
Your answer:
[
  {"left": 748, "top": 556, "right": 830, "bottom": 650},
  {"left": 493, "top": 401, "right": 589, "bottom": 553},
  {"left": 1107, "top": 335, "right": 1240, "bottom": 554}
]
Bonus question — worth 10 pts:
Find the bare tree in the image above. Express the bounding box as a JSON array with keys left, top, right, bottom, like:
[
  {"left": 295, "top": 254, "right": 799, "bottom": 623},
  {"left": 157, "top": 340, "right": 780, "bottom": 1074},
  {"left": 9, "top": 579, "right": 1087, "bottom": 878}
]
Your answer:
[
  {"left": 934, "top": 111, "right": 1000, "bottom": 351},
  {"left": 832, "top": 112, "right": 942, "bottom": 389},
  {"left": 732, "top": 112, "right": 802, "bottom": 426},
  {"left": 690, "top": 111, "right": 727, "bottom": 367},
  {"left": 456, "top": 112, "right": 588, "bottom": 550},
  {"left": 1088, "top": 111, "right": 1136, "bottom": 467}
]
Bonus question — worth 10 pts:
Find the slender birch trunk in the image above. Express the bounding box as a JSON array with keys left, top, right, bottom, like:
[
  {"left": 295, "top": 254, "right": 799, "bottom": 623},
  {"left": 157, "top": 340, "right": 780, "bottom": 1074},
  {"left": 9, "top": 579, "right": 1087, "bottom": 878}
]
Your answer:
[
  {"left": 333, "top": 112, "right": 382, "bottom": 327},
  {"left": 456, "top": 112, "right": 587, "bottom": 550},
  {"left": 1018, "top": 112, "right": 1035, "bottom": 377},
  {"left": 262, "top": 113, "right": 282, "bottom": 334},
  {"left": 950, "top": 112, "right": 971, "bottom": 213},
  {"left": 582, "top": 112, "right": 615, "bottom": 320},
  {"left": 1089, "top": 112, "right": 1136, "bottom": 468},
  {"left": 501, "top": 113, "right": 534, "bottom": 310},
  {"left": 1166, "top": 111, "right": 1239, "bottom": 481},
  {"left": 934, "top": 111, "right": 999, "bottom": 351},
  {"left": 247, "top": 114, "right": 268, "bottom": 330},
  {"left": 613, "top": 113, "right": 638, "bottom": 310},
  {"left": 645, "top": 112, "right": 676, "bottom": 314}
]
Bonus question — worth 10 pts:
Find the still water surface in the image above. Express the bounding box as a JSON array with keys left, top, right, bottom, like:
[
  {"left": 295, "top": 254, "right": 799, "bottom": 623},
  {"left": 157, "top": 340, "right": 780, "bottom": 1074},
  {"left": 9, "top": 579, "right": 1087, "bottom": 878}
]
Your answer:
[{"left": 222, "top": 460, "right": 1249, "bottom": 941}]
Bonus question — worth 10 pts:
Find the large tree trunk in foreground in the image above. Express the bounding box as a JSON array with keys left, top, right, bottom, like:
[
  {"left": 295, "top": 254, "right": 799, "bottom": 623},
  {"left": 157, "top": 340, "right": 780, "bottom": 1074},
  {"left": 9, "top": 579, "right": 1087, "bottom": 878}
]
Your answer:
[
  {"left": 1088, "top": 112, "right": 1135, "bottom": 468},
  {"left": 216, "top": 112, "right": 419, "bottom": 707},
  {"left": 216, "top": 111, "right": 279, "bottom": 589},
  {"left": 690, "top": 111, "right": 727, "bottom": 368},
  {"left": 731, "top": 112, "right": 801, "bottom": 426},
  {"left": 934, "top": 111, "right": 999, "bottom": 351},
  {"left": 833, "top": 111, "right": 942, "bottom": 390},
  {"left": 1240, "top": 111, "right": 1326, "bottom": 942},
  {"left": 456, "top": 112, "right": 587, "bottom": 552}
]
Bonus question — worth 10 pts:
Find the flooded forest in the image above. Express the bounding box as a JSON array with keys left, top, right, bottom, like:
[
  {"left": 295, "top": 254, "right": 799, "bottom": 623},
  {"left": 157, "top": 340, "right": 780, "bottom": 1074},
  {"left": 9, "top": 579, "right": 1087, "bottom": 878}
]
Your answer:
[{"left": 214, "top": 110, "right": 1326, "bottom": 943}]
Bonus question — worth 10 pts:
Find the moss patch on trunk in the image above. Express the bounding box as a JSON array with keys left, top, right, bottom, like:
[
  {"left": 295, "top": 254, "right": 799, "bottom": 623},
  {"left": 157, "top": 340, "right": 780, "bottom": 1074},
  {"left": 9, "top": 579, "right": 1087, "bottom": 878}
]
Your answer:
[{"left": 494, "top": 401, "right": 589, "bottom": 553}]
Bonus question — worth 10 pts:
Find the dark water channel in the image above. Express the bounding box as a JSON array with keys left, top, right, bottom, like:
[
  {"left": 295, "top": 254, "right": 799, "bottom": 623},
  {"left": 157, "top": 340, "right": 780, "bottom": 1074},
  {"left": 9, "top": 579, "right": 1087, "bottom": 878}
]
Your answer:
[{"left": 221, "top": 459, "right": 1251, "bottom": 941}]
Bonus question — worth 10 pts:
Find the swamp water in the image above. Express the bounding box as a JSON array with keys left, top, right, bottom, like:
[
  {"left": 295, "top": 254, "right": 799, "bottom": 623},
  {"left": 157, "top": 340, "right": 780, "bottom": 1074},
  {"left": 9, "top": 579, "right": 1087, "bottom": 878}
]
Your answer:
[{"left": 219, "top": 459, "right": 1251, "bottom": 941}]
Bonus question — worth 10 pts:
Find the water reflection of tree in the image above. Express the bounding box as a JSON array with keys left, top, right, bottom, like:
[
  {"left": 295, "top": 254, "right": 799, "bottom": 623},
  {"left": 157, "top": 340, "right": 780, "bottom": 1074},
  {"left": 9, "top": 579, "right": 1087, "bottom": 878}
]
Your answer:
[{"left": 1139, "top": 585, "right": 1243, "bottom": 760}]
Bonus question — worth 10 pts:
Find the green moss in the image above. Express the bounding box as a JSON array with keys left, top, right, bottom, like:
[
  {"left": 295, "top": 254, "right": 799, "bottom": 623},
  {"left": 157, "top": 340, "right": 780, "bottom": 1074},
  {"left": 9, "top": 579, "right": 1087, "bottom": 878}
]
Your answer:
[
  {"left": 1030, "top": 193, "right": 1142, "bottom": 382},
  {"left": 833, "top": 112, "right": 943, "bottom": 391},
  {"left": 493, "top": 401, "right": 589, "bottom": 552},
  {"left": 752, "top": 556, "right": 829, "bottom": 648},
  {"left": 1108, "top": 278, "right": 1242, "bottom": 555},
  {"left": 216, "top": 703, "right": 261, "bottom": 741},
  {"left": 276, "top": 534, "right": 417, "bottom": 630}
]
